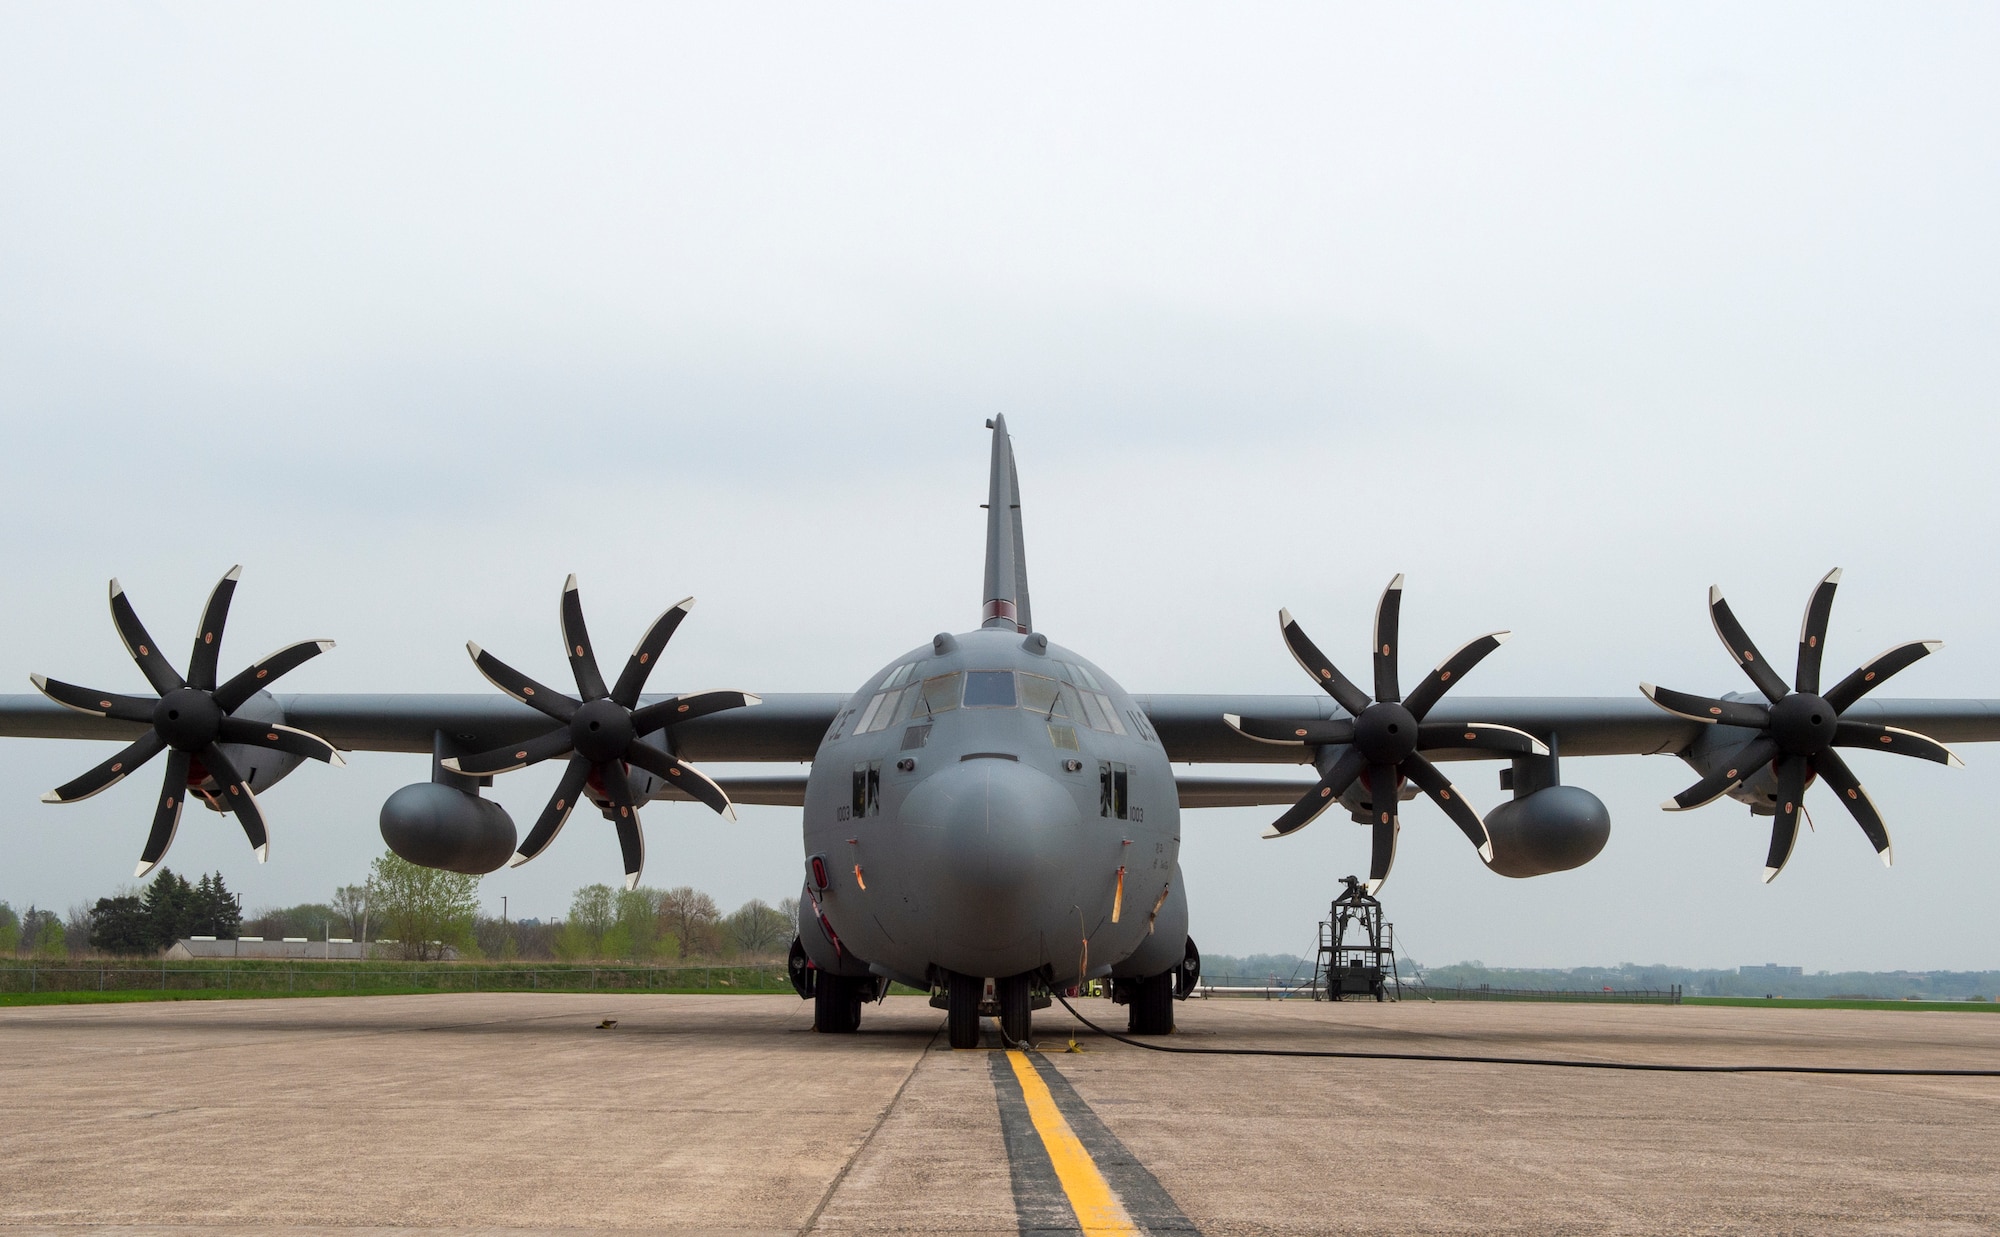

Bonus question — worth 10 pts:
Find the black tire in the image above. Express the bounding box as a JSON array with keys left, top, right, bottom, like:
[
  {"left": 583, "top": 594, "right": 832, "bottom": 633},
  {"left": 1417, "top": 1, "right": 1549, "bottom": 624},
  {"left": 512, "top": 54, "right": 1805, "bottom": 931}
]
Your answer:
[
  {"left": 1127, "top": 971, "right": 1175, "bottom": 1035},
  {"left": 947, "top": 970, "right": 983, "bottom": 1049},
  {"left": 815, "top": 974, "right": 861, "bottom": 1033},
  {"left": 996, "top": 973, "right": 1033, "bottom": 1046}
]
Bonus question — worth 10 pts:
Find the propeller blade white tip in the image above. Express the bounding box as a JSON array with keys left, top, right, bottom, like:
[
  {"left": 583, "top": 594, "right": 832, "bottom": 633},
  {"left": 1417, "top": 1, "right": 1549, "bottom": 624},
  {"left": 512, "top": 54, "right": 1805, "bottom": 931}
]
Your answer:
[
  {"left": 508, "top": 852, "right": 531, "bottom": 868},
  {"left": 1638, "top": 682, "right": 1657, "bottom": 698},
  {"left": 1277, "top": 607, "right": 1294, "bottom": 628},
  {"left": 674, "top": 596, "right": 696, "bottom": 613},
  {"left": 1659, "top": 798, "right": 1683, "bottom": 812},
  {"left": 1364, "top": 878, "right": 1385, "bottom": 894},
  {"left": 40, "top": 791, "right": 62, "bottom": 804},
  {"left": 223, "top": 565, "right": 243, "bottom": 581},
  {"left": 1260, "top": 826, "right": 1285, "bottom": 840},
  {"left": 316, "top": 640, "right": 336, "bottom": 653},
  {"left": 109, "top": 578, "right": 124, "bottom": 598},
  {"left": 1947, "top": 749, "right": 1966, "bottom": 768},
  {"left": 1880, "top": 845, "right": 1895, "bottom": 868},
  {"left": 30, "top": 673, "right": 48, "bottom": 691},
  {"left": 1387, "top": 573, "right": 1404, "bottom": 590},
  {"left": 1822, "top": 567, "right": 1842, "bottom": 584},
  {"left": 1491, "top": 630, "right": 1512, "bottom": 645},
  {"left": 742, "top": 693, "right": 763, "bottom": 706},
  {"left": 1922, "top": 640, "right": 1944, "bottom": 654},
  {"left": 134, "top": 860, "right": 155, "bottom": 878},
  {"left": 723, "top": 805, "right": 739, "bottom": 822},
  {"left": 254, "top": 844, "right": 269, "bottom": 864},
  {"left": 624, "top": 873, "right": 641, "bottom": 891},
  {"left": 1760, "top": 866, "right": 1780, "bottom": 884},
  {"left": 1708, "top": 585, "right": 1723, "bottom": 605},
  {"left": 563, "top": 573, "right": 579, "bottom": 592},
  {"left": 439, "top": 758, "right": 463, "bottom": 773},
  {"left": 466, "top": 641, "right": 483, "bottom": 659},
  {"left": 1222, "top": 713, "right": 1243, "bottom": 730},
  {"left": 1529, "top": 739, "right": 1551, "bottom": 756},
  {"left": 1478, "top": 841, "right": 1495, "bottom": 862},
  {"left": 329, "top": 751, "right": 348, "bottom": 768}
]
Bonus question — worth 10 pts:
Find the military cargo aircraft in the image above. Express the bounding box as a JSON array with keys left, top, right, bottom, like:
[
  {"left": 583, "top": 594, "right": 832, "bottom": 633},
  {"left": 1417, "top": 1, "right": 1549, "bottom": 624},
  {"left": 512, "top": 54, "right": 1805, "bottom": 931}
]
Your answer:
[{"left": 3, "top": 417, "right": 1992, "bottom": 1048}]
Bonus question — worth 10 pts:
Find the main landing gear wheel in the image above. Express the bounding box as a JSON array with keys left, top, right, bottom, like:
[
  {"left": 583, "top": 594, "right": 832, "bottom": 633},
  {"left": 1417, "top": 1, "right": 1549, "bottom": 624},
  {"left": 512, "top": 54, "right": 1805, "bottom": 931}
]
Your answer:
[
  {"left": 814, "top": 974, "right": 865, "bottom": 1034},
  {"left": 1128, "top": 971, "right": 1175, "bottom": 1036},
  {"left": 946, "top": 971, "right": 983, "bottom": 1049},
  {"left": 996, "top": 973, "right": 1033, "bottom": 1045}
]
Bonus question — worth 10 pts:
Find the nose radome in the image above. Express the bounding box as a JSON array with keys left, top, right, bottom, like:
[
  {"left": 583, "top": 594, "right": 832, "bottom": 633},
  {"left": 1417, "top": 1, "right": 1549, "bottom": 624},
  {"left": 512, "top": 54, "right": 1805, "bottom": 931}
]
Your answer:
[{"left": 902, "top": 758, "right": 1081, "bottom": 899}]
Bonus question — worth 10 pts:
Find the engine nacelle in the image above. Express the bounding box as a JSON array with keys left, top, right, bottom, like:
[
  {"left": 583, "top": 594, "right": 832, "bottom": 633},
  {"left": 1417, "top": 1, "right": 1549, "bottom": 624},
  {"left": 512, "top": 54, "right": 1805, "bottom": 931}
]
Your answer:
[
  {"left": 1482, "top": 785, "right": 1610, "bottom": 878},
  {"left": 379, "top": 783, "right": 517, "bottom": 874}
]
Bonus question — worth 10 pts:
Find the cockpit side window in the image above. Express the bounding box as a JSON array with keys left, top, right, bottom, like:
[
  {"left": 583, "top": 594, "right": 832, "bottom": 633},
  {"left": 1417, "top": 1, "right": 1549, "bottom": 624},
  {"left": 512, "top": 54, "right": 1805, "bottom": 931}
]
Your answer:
[
  {"left": 963, "top": 670, "right": 1017, "bottom": 708},
  {"left": 1018, "top": 673, "right": 1063, "bottom": 716}
]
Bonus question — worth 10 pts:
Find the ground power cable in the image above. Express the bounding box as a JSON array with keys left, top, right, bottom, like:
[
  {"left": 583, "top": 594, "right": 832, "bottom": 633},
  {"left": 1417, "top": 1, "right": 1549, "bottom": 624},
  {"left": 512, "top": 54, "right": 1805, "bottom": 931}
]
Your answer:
[{"left": 1052, "top": 994, "right": 2000, "bottom": 1077}]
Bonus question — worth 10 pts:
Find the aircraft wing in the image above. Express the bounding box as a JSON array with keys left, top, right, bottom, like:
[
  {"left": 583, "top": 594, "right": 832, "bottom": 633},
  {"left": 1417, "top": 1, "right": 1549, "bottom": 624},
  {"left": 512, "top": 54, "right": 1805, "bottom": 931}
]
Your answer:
[
  {"left": 0, "top": 692, "right": 847, "bottom": 762},
  {"left": 1136, "top": 694, "right": 2000, "bottom": 764}
]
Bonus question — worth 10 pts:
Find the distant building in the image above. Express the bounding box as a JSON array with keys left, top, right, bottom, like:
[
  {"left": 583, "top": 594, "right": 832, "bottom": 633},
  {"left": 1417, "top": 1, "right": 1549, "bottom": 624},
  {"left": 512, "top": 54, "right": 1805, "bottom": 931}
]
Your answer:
[
  {"left": 1739, "top": 963, "right": 1804, "bottom": 978},
  {"left": 168, "top": 936, "right": 370, "bottom": 960}
]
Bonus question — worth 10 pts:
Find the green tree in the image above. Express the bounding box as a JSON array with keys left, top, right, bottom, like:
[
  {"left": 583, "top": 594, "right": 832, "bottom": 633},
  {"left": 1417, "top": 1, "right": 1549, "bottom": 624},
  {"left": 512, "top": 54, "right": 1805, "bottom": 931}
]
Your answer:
[
  {"left": 366, "top": 852, "right": 480, "bottom": 961},
  {"left": 556, "top": 884, "right": 616, "bottom": 960},
  {"left": 659, "top": 887, "right": 721, "bottom": 958},
  {"left": 140, "top": 869, "right": 198, "bottom": 949},
  {"left": 191, "top": 873, "right": 242, "bottom": 938},
  {"left": 0, "top": 903, "right": 19, "bottom": 955},
  {"left": 331, "top": 883, "right": 369, "bottom": 942},
  {"left": 90, "top": 895, "right": 154, "bottom": 955},
  {"left": 32, "top": 912, "right": 66, "bottom": 959},
  {"left": 725, "top": 899, "right": 792, "bottom": 956},
  {"left": 612, "top": 886, "right": 665, "bottom": 960},
  {"left": 20, "top": 907, "right": 62, "bottom": 958}
]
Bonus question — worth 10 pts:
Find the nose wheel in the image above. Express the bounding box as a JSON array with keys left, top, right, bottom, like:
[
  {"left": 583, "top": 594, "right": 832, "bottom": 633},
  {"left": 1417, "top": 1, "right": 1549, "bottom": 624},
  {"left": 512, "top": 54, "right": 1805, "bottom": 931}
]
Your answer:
[{"left": 946, "top": 971, "right": 983, "bottom": 1049}]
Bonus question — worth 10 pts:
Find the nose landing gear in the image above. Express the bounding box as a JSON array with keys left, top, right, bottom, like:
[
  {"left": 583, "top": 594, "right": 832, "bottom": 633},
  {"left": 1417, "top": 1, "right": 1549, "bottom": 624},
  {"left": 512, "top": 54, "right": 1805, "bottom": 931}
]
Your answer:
[{"left": 938, "top": 970, "right": 1045, "bottom": 1048}]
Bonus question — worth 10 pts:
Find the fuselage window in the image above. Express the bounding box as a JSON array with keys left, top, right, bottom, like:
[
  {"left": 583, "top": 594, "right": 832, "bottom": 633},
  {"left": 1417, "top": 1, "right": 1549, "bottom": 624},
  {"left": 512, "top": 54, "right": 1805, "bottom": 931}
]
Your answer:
[
  {"left": 901, "top": 723, "right": 931, "bottom": 750},
  {"left": 918, "top": 672, "right": 963, "bottom": 715},
  {"left": 1098, "top": 761, "right": 1129, "bottom": 819},
  {"left": 852, "top": 760, "right": 881, "bottom": 817},
  {"left": 963, "top": 670, "right": 1017, "bottom": 708},
  {"left": 882, "top": 662, "right": 919, "bottom": 689},
  {"left": 1048, "top": 723, "right": 1079, "bottom": 751}
]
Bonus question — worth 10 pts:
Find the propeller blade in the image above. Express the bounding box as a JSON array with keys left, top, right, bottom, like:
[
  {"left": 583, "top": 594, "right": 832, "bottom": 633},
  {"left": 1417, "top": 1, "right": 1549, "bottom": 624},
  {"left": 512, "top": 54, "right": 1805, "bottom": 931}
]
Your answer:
[
  {"left": 512, "top": 756, "right": 593, "bottom": 865},
  {"left": 559, "top": 575, "right": 610, "bottom": 701},
  {"left": 187, "top": 566, "right": 241, "bottom": 692},
  {"left": 614, "top": 813, "right": 646, "bottom": 891},
  {"left": 1222, "top": 714, "right": 1356, "bottom": 746},
  {"left": 1366, "top": 816, "right": 1400, "bottom": 893},
  {"left": 42, "top": 730, "right": 166, "bottom": 804},
  {"left": 108, "top": 579, "right": 185, "bottom": 695},
  {"left": 1812, "top": 749, "right": 1893, "bottom": 865},
  {"left": 1639, "top": 683, "right": 1771, "bottom": 728},
  {"left": 1794, "top": 568, "right": 1841, "bottom": 696},
  {"left": 200, "top": 744, "right": 269, "bottom": 860},
  {"left": 31, "top": 674, "right": 155, "bottom": 723},
  {"left": 213, "top": 639, "right": 336, "bottom": 713},
  {"left": 1415, "top": 721, "right": 1549, "bottom": 757},
  {"left": 1708, "top": 587, "right": 1790, "bottom": 703},
  {"left": 626, "top": 739, "right": 737, "bottom": 819},
  {"left": 136, "top": 749, "right": 193, "bottom": 878},
  {"left": 1365, "top": 763, "right": 1400, "bottom": 825},
  {"left": 611, "top": 597, "right": 694, "bottom": 708},
  {"left": 215, "top": 717, "right": 347, "bottom": 766},
  {"left": 1662, "top": 735, "right": 1778, "bottom": 811},
  {"left": 630, "top": 690, "right": 762, "bottom": 736},
  {"left": 1762, "top": 756, "right": 1809, "bottom": 883},
  {"left": 1831, "top": 721, "right": 1963, "bottom": 767},
  {"left": 1402, "top": 631, "right": 1508, "bottom": 720},
  {"left": 1261, "top": 745, "right": 1367, "bottom": 839},
  {"left": 1278, "top": 610, "right": 1372, "bottom": 717},
  {"left": 1372, "top": 574, "right": 1404, "bottom": 703},
  {"left": 1400, "top": 752, "right": 1492, "bottom": 859},
  {"left": 1822, "top": 640, "right": 1944, "bottom": 713},
  {"left": 464, "top": 643, "right": 578, "bottom": 723},
  {"left": 441, "top": 727, "right": 574, "bottom": 777}
]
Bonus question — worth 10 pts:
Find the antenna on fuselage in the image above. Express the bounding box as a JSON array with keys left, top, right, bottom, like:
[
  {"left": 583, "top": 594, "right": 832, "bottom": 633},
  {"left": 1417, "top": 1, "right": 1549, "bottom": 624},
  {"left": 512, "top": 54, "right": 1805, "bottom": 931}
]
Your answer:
[{"left": 981, "top": 416, "right": 1032, "bottom": 633}]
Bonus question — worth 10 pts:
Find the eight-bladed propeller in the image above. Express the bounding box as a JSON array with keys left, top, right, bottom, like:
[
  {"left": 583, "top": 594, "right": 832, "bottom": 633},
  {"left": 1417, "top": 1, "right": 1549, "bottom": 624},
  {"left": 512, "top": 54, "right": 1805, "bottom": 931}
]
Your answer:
[
  {"left": 1641, "top": 569, "right": 1957, "bottom": 883},
  {"left": 31, "top": 567, "right": 341, "bottom": 877},
  {"left": 1224, "top": 575, "right": 1547, "bottom": 891},
  {"left": 444, "top": 575, "right": 757, "bottom": 890}
]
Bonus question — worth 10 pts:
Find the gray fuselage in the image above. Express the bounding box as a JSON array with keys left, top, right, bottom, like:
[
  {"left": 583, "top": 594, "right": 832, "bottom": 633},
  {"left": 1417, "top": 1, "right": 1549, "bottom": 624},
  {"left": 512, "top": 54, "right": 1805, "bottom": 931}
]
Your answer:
[{"left": 797, "top": 626, "right": 1187, "bottom": 990}]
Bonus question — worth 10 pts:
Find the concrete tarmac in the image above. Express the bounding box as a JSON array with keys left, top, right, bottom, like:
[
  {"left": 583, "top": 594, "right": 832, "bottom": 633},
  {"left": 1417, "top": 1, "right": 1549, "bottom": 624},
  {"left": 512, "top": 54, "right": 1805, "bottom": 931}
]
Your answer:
[{"left": 2, "top": 993, "right": 1997, "bottom": 1235}]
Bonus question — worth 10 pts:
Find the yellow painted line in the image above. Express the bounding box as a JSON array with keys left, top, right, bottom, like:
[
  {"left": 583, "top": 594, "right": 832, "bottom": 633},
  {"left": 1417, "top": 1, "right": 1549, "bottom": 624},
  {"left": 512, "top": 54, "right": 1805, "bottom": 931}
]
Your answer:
[{"left": 1005, "top": 1049, "right": 1139, "bottom": 1237}]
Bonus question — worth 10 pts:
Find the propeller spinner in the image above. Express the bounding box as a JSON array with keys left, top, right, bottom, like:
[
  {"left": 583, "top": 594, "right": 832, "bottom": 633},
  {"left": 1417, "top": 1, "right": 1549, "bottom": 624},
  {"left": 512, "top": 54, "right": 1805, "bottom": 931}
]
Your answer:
[
  {"left": 1642, "top": 569, "right": 1958, "bottom": 882},
  {"left": 444, "top": 575, "right": 757, "bottom": 890},
  {"left": 1226, "top": 575, "right": 1547, "bottom": 890},
  {"left": 32, "top": 567, "right": 342, "bottom": 876}
]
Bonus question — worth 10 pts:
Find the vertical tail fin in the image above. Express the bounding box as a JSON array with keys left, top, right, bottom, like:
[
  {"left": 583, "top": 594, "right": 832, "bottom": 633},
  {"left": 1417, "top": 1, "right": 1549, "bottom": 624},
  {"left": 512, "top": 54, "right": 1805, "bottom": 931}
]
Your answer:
[{"left": 982, "top": 416, "right": 1032, "bottom": 632}]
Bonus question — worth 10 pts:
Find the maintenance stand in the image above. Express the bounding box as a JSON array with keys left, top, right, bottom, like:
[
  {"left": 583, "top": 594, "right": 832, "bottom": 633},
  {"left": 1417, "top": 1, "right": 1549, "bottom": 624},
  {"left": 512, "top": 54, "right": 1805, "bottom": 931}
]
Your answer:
[{"left": 1313, "top": 875, "right": 1400, "bottom": 1002}]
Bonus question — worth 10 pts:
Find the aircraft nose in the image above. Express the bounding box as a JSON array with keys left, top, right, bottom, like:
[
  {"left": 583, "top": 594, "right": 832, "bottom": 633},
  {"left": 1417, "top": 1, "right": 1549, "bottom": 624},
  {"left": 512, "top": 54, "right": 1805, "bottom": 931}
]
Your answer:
[{"left": 902, "top": 757, "right": 1080, "bottom": 903}]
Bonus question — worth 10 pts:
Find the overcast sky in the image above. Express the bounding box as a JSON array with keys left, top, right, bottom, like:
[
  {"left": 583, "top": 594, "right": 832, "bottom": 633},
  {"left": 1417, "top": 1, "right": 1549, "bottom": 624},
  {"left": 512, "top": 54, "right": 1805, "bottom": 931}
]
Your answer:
[{"left": 3, "top": 4, "right": 1997, "bottom": 971}]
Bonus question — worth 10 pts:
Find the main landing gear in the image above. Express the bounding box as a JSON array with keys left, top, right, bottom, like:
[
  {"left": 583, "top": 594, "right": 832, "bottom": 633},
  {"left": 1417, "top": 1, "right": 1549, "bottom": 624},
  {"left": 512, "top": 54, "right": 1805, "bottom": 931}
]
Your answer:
[
  {"left": 793, "top": 937, "right": 884, "bottom": 1034},
  {"left": 940, "top": 971, "right": 1042, "bottom": 1049}
]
